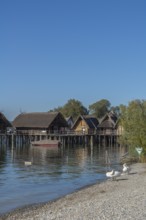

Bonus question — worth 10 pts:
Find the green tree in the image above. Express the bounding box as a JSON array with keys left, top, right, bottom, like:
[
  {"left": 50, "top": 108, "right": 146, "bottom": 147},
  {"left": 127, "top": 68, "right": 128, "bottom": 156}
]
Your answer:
[
  {"left": 110, "top": 106, "right": 120, "bottom": 116},
  {"left": 50, "top": 99, "right": 88, "bottom": 120},
  {"left": 120, "top": 99, "right": 146, "bottom": 155},
  {"left": 89, "top": 99, "right": 111, "bottom": 118}
]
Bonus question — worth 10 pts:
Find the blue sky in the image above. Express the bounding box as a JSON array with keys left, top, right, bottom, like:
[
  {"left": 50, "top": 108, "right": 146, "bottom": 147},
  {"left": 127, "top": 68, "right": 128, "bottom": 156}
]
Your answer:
[{"left": 0, "top": 0, "right": 146, "bottom": 120}]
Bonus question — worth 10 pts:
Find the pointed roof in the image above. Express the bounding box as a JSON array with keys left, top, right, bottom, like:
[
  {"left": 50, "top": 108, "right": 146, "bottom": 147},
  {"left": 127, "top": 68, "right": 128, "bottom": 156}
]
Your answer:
[
  {"left": 98, "top": 111, "right": 118, "bottom": 128},
  {"left": 72, "top": 115, "right": 99, "bottom": 129}
]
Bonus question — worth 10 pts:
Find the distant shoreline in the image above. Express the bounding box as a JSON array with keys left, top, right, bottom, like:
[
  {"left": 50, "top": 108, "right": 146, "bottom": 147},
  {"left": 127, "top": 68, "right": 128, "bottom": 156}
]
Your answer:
[{"left": 1, "top": 162, "right": 146, "bottom": 220}]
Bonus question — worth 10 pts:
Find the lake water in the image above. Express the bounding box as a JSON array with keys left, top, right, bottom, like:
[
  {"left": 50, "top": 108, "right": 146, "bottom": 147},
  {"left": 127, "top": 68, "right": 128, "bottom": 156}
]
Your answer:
[{"left": 0, "top": 144, "right": 124, "bottom": 214}]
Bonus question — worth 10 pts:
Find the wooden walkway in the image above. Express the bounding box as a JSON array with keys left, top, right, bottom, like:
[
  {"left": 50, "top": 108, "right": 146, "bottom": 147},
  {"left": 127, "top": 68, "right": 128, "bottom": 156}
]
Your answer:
[{"left": 0, "top": 130, "right": 119, "bottom": 147}]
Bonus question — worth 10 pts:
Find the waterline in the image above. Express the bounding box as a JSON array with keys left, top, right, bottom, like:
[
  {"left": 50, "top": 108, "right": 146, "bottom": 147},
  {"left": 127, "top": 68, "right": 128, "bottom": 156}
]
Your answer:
[{"left": 0, "top": 144, "right": 123, "bottom": 214}]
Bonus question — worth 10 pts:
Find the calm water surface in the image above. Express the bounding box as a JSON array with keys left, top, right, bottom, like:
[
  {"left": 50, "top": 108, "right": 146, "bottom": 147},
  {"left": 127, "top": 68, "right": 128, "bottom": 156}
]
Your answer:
[{"left": 0, "top": 144, "right": 124, "bottom": 214}]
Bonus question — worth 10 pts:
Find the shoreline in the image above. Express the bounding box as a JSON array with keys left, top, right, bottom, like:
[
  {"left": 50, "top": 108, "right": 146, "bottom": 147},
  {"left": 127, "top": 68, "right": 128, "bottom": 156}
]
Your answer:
[
  {"left": 0, "top": 179, "right": 106, "bottom": 219},
  {"left": 1, "top": 163, "right": 146, "bottom": 220},
  {"left": 0, "top": 178, "right": 107, "bottom": 218}
]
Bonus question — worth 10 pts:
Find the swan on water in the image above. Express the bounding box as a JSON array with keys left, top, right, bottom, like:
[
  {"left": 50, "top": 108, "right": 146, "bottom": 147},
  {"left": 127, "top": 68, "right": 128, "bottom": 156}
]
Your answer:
[
  {"left": 106, "top": 170, "right": 121, "bottom": 181},
  {"left": 122, "top": 163, "right": 131, "bottom": 174}
]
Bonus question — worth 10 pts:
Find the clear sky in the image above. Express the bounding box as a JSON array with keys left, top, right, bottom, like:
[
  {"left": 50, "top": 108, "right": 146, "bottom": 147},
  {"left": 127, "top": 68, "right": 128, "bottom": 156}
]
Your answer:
[{"left": 0, "top": 0, "right": 146, "bottom": 120}]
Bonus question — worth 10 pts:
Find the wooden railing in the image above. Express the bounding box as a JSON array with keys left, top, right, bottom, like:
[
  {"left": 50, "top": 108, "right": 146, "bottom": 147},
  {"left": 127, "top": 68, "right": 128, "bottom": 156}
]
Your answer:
[
  {"left": 97, "top": 130, "right": 117, "bottom": 135},
  {"left": 11, "top": 129, "right": 118, "bottom": 136}
]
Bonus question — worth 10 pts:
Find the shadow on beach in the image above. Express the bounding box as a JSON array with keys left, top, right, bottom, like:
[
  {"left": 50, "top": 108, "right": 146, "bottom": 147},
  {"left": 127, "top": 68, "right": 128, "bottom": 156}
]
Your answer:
[{"left": 129, "top": 172, "right": 137, "bottom": 175}]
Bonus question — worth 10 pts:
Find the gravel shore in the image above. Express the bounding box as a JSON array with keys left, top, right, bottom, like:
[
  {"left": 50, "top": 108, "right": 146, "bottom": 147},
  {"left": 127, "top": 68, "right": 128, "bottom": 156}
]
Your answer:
[{"left": 1, "top": 163, "right": 146, "bottom": 220}]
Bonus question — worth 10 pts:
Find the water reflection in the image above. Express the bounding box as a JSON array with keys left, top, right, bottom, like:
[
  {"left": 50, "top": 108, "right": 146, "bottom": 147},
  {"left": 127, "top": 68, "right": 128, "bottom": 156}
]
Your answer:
[{"left": 0, "top": 144, "right": 126, "bottom": 214}]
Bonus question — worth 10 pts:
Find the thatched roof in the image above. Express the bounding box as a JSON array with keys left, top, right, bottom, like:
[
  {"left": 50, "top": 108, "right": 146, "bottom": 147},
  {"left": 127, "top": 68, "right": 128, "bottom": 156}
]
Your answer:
[
  {"left": 98, "top": 120, "right": 115, "bottom": 128},
  {"left": 12, "top": 112, "right": 68, "bottom": 128},
  {"left": 98, "top": 111, "right": 118, "bottom": 128}
]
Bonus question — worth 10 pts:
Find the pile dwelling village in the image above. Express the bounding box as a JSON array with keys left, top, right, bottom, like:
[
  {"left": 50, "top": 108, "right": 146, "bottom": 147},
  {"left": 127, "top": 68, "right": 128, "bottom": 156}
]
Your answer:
[{"left": 0, "top": 111, "right": 123, "bottom": 147}]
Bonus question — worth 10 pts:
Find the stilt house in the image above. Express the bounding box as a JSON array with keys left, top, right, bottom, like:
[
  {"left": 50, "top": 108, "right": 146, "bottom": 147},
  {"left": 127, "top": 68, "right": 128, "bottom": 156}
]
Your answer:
[
  {"left": 12, "top": 112, "right": 68, "bottom": 135},
  {"left": 98, "top": 111, "right": 118, "bottom": 135}
]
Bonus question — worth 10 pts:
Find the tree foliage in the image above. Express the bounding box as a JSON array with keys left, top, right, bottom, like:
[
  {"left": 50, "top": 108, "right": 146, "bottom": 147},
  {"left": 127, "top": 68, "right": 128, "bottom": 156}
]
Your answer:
[
  {"left": 50, "top": 98, "right": 119, "bottom": 120},
  {"left": 89, "top": 99, "right": 111, "bottom": 118},
  {"left": 110, "top": 106, "right": 120, "bottom": 117},
  {"left": 120, "top": 99, "right": 146, "bottom": 154},
  {"left": 50, "top": 99, "right": 88, "bottom": 120}
]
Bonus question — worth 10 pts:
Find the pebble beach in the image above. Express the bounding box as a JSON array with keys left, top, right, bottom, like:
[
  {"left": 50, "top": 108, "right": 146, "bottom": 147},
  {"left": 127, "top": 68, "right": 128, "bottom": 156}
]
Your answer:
[{"left": 1, "top": 163, "right": 146, "bottom": 220}]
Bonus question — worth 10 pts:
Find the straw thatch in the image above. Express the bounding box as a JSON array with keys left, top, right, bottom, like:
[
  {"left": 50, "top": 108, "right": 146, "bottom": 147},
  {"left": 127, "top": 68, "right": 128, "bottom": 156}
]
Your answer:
[
  {"left": 98, "top": 111, "right": 118, "bottom": 128},
  {"left": 12, "top": 112, "right": 68, "bottom": 129}
]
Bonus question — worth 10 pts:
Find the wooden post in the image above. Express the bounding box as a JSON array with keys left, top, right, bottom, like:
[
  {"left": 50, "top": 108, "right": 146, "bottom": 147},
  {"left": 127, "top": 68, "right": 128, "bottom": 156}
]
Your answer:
[
  {"left": 11, "top": 134, "right": 14, "bottom": 149},
  {"left": 90, "top": 135, "right": 93, "bottom": 148}
]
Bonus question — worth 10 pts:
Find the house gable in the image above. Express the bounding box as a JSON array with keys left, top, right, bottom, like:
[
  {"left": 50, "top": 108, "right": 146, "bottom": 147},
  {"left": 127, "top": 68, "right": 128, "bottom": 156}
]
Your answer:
[
  {"left": 72, "top": 115, "right": 99, "bottom": 134},
  {"left": 98, "top": 111, "right": 118, "bottom": 129}
]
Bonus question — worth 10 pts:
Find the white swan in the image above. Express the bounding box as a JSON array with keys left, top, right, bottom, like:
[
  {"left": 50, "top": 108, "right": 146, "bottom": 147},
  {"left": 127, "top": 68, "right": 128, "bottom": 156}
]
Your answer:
[
  {"left": 106, "top": 170, "right": 121, "bottom": 181},
  {"left": 122, "top": 163, "right": 131, "bottom": 174},
  {"left": 106, "top": 170, "right": 114, "bottom": 177}
]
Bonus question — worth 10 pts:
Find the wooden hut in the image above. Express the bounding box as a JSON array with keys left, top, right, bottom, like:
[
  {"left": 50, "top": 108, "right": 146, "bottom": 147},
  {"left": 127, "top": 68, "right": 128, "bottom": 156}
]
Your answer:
[
  {"left": 12, "top": 112, "right": 68, "bottom": 135},
  {"left": 71, "top": 115, "right": 99, "bottom": 135},
  {"left": 0, "top": 112, "right": 12, "bottom": 134},
  {"left": 98, "top": 111, "right": 118, "bottom": 135}
]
